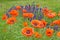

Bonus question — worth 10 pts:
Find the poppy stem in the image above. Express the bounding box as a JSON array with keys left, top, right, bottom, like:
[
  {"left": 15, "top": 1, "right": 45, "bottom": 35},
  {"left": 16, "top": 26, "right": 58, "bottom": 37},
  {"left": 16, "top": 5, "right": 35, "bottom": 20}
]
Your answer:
[{"left": 10, "top": 25, "right": 12, "bottom": 32}]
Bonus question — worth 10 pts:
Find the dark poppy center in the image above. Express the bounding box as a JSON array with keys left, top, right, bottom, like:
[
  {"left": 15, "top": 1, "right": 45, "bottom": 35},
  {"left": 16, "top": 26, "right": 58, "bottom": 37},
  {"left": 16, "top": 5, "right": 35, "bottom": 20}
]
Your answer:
[
  {"left": 26, "top": 30, "right": 30, "bottom": 34},
  {"left": 48, "top": 32, "right": 51, "bottom": 34},
  {"left": 34, "top": 23, "right": 38, "bottom": 26},
  {"left": 10, "top": 20, "right": 14, "bottom": 22}
]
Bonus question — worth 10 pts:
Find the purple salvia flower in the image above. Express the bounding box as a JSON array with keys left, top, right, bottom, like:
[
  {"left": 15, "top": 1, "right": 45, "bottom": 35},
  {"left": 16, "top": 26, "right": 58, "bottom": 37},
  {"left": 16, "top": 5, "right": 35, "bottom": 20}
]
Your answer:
[
  {"left": 30, "top": 18, "right": 32, "bottom": 21},
  {"left": 7, "top": 6, "right": 14, "bottom": 12},
  {"left": 39, "top": 8, "right": 44, "bottom": 17},
  {"left": 35, "top": 7, "right": 39, "bottom": 17},
  {"left": 28, "top": 4, "right": 32, "bottom": 12},
  {"left": 27, "top": 4, "right": 31, "bottom": 9},
  {"left": 36, "top": 7, "right": 39, "bottom": 11},
  {"left": 25, "top": 5, "right": 28, "bottom": 10},
  {"left": 37, "top": 8, "right": 43, "bottom": 20},
  {"left": 6, "top": 13, "right": 10, "bottom": 18},
  {"left": 25, "top": 5, "right": 31, "bottom": 12},
  {"left": 53, "top": 25, "right": 58, "bottom": 31},
  {"left": 31, "top": 2, "right": 36, "bottom": 13},
  {"left": 33, "top": 14, "right": 36, "bottom": 19},
  {"left": 29, "top": 14, "right": 36, "bottom": 21},
  {"left": 40, "top": 8, "right": 42, "bottom": 12},
  {"left": 38, "top": 16, "right": 43, "bottom": 20},
  {"left": 31, "top": 6, "right": 35, "bottom": 13},
  {"left": 5, "top": 6, "right": 15, "bottom": 18},
  {"left": 27, "top": 5, "right": 31, "bottom": 12}
]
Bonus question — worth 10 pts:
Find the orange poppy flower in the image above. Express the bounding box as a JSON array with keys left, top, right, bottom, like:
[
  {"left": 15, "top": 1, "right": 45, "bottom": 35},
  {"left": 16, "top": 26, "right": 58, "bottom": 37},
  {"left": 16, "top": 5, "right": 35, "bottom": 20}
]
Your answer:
[
  {"left": 34, "top": 32, "right": 42, "bottom": 38},
  {"left": 42, "top": 8, "right": 49, "bottom": 16},
  {"left": 22, "top": 27, "right": 34, "bottom": 37},
  {"left": 23, "top": 22, "right": 28, "bottom": 27},
  {"left": 51, "top": 20, "right": 60, "bottom": 26},
  {"left": 16, "top": 6, "right": 21, "bottom": 10},
  {"left": 2, "top": 14, "right": 8, "bottom": 20},
  {"left": 41, "top": 20, "right": 47, "bottom": 27},
  {"left": 31, "top": 20, "right": 40, "bottom": 28},
  {"left": 58, "top": 13, "right": 60, "bottom": 16},
  {"left": 46, "top": 12, "right": 56, "bottom": 18},
  {"left": 42, "top": 8, "right": 49, "bottom": 13},
  {"left": 43, "top": 9, "right": 54, "bottom": 17},
  {"left": 23, "top": 13, "right": 34, "bottom": 18},
  {"left": 50, "top": 23, "right": 54, "bottom": 26},
  {"left": 28, "top": 13, "right": 34, "bottom": 18},
  {"left": 38, "top": 21, "right": 45, "bottom": 28},
  {"left": 58, "top": 11, "right": 60, "bottom": 16},
  {"left": 23, "top": 13, "right": 28, "bottom": 18},
  {"left": 57, "top": 31, "right": 60, "bottom": 37},
  {"left": 31, "top": 20, "right": 46, "bottom": 28},
  {"left": 6, "top": 17, "right": 16, "bottom": 25},
  {"left": 10, "top": 10, "right": 19, "bottom": 17},
  {"left": 22, "top": 9, "right": 27, "bottom": 13},
  {"left": 46, "top": 28, "right": 54, "bottom": 37}
]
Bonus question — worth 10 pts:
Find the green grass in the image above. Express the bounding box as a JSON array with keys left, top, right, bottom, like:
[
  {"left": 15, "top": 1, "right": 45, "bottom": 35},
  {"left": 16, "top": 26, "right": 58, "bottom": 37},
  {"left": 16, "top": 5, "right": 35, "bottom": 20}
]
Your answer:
[{"left": 0, "top": 0, "right": 60, "bottom": 40}]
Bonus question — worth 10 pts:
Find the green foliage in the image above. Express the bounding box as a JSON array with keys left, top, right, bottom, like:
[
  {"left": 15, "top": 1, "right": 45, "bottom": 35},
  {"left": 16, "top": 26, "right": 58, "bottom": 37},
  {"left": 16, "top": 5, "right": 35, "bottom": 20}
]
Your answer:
[{"left": 0, "top": 0, "right": 60, "bottom": 40}]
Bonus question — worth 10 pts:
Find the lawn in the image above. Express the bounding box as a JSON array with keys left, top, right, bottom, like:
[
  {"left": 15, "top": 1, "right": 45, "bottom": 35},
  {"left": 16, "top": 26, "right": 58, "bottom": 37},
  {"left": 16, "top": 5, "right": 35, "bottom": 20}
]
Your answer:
[{"left": 0, "top": 0, "right": 60, "bottom": 40}]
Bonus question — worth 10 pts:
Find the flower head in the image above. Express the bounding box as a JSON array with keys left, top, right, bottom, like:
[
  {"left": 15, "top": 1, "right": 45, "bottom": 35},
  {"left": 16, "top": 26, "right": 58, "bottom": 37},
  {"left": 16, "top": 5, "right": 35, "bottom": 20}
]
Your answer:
[
  {"left": 23, "top": 13, "right": 34, "bottom": 18},
  {"left": 10, "top": 10, "right": 19, "bottom": 17},
  {"left": 22, "top": 27, "right": 34, "bottom": 37},
  {"left": 58, "top": 13, "right": 60, "bottom": 16},
  {"left": 46, "top": 28, "right": 54, "bottom": 37},
  {"left": 58, "top": 11, "right": 60, "bottom": 16},
  {"left": 38, "top": 21, "right": 45, "bottom": 28},
  {"left": 23, "top": 13, "right": 28, "bottom": 18},
  {"left": 31, "top": 20, "right": 40, "bottom": 28},
  {"left": 34, "top": 32, "right": 42, "bottom": 38},
  {"left": 2, "top": 14, "right": 8, "bottom": 20},
  {"left": 51, "top": 20, "right": 60, "bottom": 26},
  {"left": 6, "top": 17, "right": 16, "bottom": 25},
  {"left": 28, "top": 13, "right": 34, "bottom": 18},
  {"left": 42, "top": 8, "right": 49, "bottom": 16},
  {"left": 46, "top": 12, "right": 56, "bottom": 18},
  {"left": 22, "top": 9, "right": 27, "bottom": 13},
  {"left": 57, "top": 31, "right": 60, "bottom": 37},
  {"left": 23, "top": 22, "right": 28, "bottom": 27},
  {"left": 16, "top": 6, "right": 21, "bottom": 10}
]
